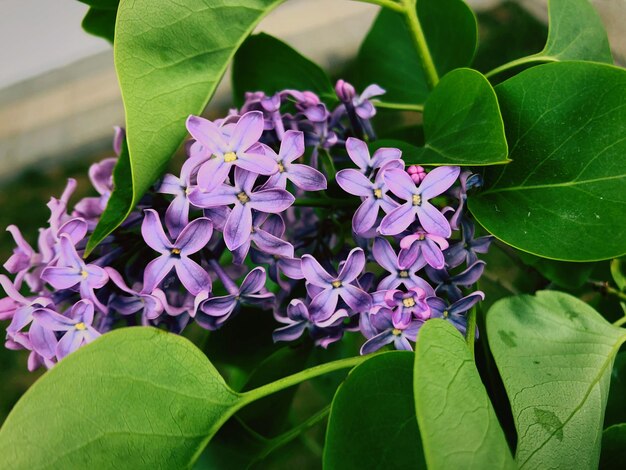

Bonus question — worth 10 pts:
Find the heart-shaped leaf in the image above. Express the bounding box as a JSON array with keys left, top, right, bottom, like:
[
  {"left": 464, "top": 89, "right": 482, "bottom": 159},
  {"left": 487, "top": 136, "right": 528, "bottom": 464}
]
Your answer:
[
  {"left": 232, "top": 33, "right": 335, "bottom": 107},
  {"left": 469, "top": 61, "right": 626, "bottom": 261},
  {"left": 86, "top": 0, "right": 284, "bottom": 254},
  {"left": 324, "top": 352, "right": 426, "bottom": 469},
  {"left": 600, "top": 424, "right": 626, "bottom": 470},
  {"left": 414, "top": 320, "right": 515, "bottom": 469},
  {"left": 380, "top": 68, "right": 508, "bottom": 166},
  {"left": 0, "top": 327, "right": 244, "bottom": 469},
  {"left": 487, "top": 291, "right": 626, "bottom": 469},
  {"left": 355, "top": 0, "right": 477, "bottom": 105}
]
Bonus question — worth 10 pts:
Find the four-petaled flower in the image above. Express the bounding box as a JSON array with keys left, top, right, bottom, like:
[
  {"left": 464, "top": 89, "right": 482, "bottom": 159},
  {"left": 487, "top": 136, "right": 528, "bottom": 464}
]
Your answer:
[
  {"left": 141, "top": 209, "right": 212, "bottom": 295},
  {"left": 372, "top": 237, "right": 433, "bottom": 294},
  {"left": 273, "top": 298, "right": 348, "bottom": 345},
  {"left": 399, "top": 228, "right": 449, "bottom": 270},
  {"left": 426, "top": 291, "right": 484, "bottom": 336},
  {"left": 360, "top": 307, "right": 423, "bottom": 354},
  {"left": 426, "top": 261, "right": 486, "bottom": 302},
  {"left": 301, "top": 248, "right": 372, "bottom": 321},
  {"left": 444, "top": 219, "right": 494, "bottom": 268},
  {"left": 380, "top": 166, "right": 460, "bottom": 237}
]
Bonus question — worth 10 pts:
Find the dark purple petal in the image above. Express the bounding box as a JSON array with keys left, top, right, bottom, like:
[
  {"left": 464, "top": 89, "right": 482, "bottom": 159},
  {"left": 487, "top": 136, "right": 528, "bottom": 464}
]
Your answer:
[
  {"left": 309, "top": 288, "right": 340, "bottom": 322},
  {"left": 338, "top": 248, "right": 366, "bottom": 283},
  {"left": 141, "top": 209, "right": 172, "bottom": 253},
  {"left": 198, "top": 295, "right": 237, "bottom": 318},
  {"left": 204, "top": 206, "right": 231, "bottom": 231},
  {"left": 360, "top": 331, "right": 394, "bottom": 355},
  {"left": 379, "top": 203, "right": 416, "bottom": 236},
  {"left": 224, "top": 203, "right": 253, "bottom": 251},
  {"left": 175, "top": 258, "right": 211, "bottom": 295},
  {"left": 419, "top": 166, "right": 460, "bottom": 199},
  {"left": 444, "top": 242, "right": 467, "bottom": 268},
  {"left": 273, "top": 322, "right": 308, "bottom": 343},
  {"left": 249, "top": 189, "right": 295, "bottom": 213},
  {"left": 372, "top": 237, "right": 399, "bottom": 274},
  {"left": 253, "top": 229, "right": 294, "bottom": 258},
  {"left": 287, "top": 299, "right": 310, "bottom": 321},
  {"left": 449, "top": 291, "right": 485, "bottom": 316},
  {"left": 142, "top": 256, "right": 175, "bottom": 293},
  {"left": 301, "top": 255, "right": 334, "bottom": 287},
  {"left": 453, "top": 261, "right": 486, "bottom": 286},
  {"left": 421, "top": 238, "right": 445, "bottom": 269},
  {"left": 336, "top": 169, "right": 372, "bottom": 197},
  {"left": 239, "top": 267, "right": 266, "bottom": 295},
  {"left": 176, "top": 217, "right": 213, "bottom": 254}
]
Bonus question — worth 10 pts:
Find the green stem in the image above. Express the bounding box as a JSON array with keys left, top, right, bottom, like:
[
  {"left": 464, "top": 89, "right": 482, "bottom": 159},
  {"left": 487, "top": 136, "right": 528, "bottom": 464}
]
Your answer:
[
  {"left": 614, "top": 316, "right": 626, "bottom": 327},
  {"left": 294, "top": 197, "right": 355, "bottom": 208},
  {"left": 239, "top": 355, "right": 368, "bottom": 406},
  {"left": 372, "top": 100, "right": 424, "bottom": 112},
  {"left": 466, "top": 305, "right": 477, "bottom": 357},
  {"left": 606, "top": 285, "right": 626, "bottom": 302},
  {"left": 485, "top": 55, "right": 557, "bottom": 79},
  {"left": 401, "top": 0, "right": 439, "bottom": 89},
  {"left": 354, "top": 0, "right": 404, "bottom": 13}
]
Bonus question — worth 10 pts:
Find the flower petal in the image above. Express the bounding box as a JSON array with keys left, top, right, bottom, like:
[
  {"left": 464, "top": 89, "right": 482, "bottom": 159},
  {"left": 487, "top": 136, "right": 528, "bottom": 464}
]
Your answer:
[
  {"left": 383, "top": 168, "right": 416, "bottom": 201},
  {"left": 41, "top": 266, "right": 81, "bottom": 290},
  {"left": 345, "top": 137, "right": 370, "bottom": 170},
  {"left": 287, "top": 163, "right": 327, "bottom": 191},
  {"left": 417, "top": 201, "right": 451, "bottom": 238},
  {"left": 239, "top": 267, "right": 266, "bottom": 295},
  {"left": 56, "top": 330, "right": 84, "bottom": 360},
  {"left": 360, "top": 331, "right": 394, "bottom": 355},
  {"left": 418, "top": 166, "right": 460, "bottom": 199},
  {"left": 301, "top": 255, "right": 334, "bottom": 287},
  {"left": 164, "top": 195, "right": 190, "bottom": 239},
  {"left": 175, "top": 258, "right": 211, "bottom": 296},
  {"left": 379, "top": 203, "right": 416, "bottom": 236},
  {"left": 186, "top": 115, "right": 227, "bottom": 153},
  {"left": 249, "top": 189, "right": 295, "bottom": 213},
  {"left": 141, "top": 209, "right": 172, "bottom": 253},
  {"left": 176, "top": 217, "right": 213, "bottom": 254},
  {"left": 309, "top": 288, "right": 340, "bottom": 322},
  {"left": 339, "top": 284, "right": 372, "bottom": 313},
  {"left": 372, "top": 237, "right": 399, "bottom": 274},
  {"left": 336, "top": 169, "right": 372, "bottom": 197},
  {"left": 338, "top": 248, "right": 366, "bottom": 283},
  {"left": 142, "top": 256, "right": 175, "bottom": 293},
  {"left": 224, "top": 203, "right": 253, "bottom": 250},
  {"left": 352, "top": 197, "right": 379, "bottom": 234},
  {"left": 230, "top": 111, "right": 264, "bottom": 151},
  {"left": 197, "top": 158, "right": 231, "bottom": 192}
]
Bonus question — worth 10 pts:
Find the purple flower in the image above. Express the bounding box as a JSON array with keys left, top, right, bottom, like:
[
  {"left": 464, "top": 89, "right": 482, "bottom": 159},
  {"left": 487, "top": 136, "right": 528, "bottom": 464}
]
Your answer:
[
  {"left": 195, "top": 267, "right": 274, "bottom": 330},
  {"left": 372, "top": 237, "right": 433, "bottom": 294},
  {"left": 41, "top": 235, "right": 109, "bottom": 311},
  {"left": 186, "top": 111, "right": 278, "bottom": 191},
  {"left": 336, "top": 162, "right": 400, "bottom": 234},
  {"left": 141, "top": 209, "right": 212, "bottom": 295},
  {"left": 359, "top": 307, "right": 422, "bottom": 354},
  {"left": 262, "top": 130, "right": 327, "bottom": 191},
  {"left": 426, "top": 261, "right": 486, "bottom": 302},
  {"left": 272, "top": 299, "right": 348, "bottom": 345},
  {"left": 189, "top": 168, "right": 295, "bottom": 250},
  {"left": 335, "top": 81, "right": 385, "bottom": 120},
  {"left": 301, "top": 248, "right": 372, "bottom": 321},
  {"left": 4, "top": 225, "right": 38, "bottom": 278},
  {"left": 444, "top": 219, "right": 494, "bottom": 268},
  {"left": 106, "top": 268, "right": 165, "bottom": 320},
  {"left": 344, "top": 137, "right": 402, "bottom": 174},
  {"left": 427, "top": 291, "right": 484, "bottom": 336},
  {"left": 380, "top": 166, "right": 460, "bottom": 237},
  {"left": 384, "top": 287, "right": 431, "bottom": 323},
  {"left": 399, "top": 228, "right": 449, "bottom": 270},
  {"left": 33, "top": 299, "right": 101, "bottom": 360},
  {"left": 6, "top": 332, "right": 55, "bottom": 371},
  {"left": 232, "top": 213, "right": 293, "bottom": 265}
]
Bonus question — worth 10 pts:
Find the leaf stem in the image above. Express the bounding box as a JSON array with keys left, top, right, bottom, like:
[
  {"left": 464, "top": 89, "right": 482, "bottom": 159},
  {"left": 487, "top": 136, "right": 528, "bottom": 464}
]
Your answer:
[
  {"left": 466, "top": 305, "right": 478, "bottom": 356},
  {"left": 401, "top": 0, "right": 439, "bottom": 89},
  {"left": 372, "top": 100, "right": 424, "bottom": 112},
  {"left": 485, "top": 55, "right": 557, "bottom": 79},
  {"left": 239, "top": 355, "right": 367, "bottom": 406},
  {"left": 613, "top": 316, "right": 626, "bottom": 327},
  {"left": 354, "top": 0, "right": 404, "bottom": 13}
]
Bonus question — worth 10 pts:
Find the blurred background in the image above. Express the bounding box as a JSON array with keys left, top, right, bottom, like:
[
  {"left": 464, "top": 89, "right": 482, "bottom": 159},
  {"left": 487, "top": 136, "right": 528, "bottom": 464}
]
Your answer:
[{"left": 0, "top": 0, "right": 623, "bottom": 428}]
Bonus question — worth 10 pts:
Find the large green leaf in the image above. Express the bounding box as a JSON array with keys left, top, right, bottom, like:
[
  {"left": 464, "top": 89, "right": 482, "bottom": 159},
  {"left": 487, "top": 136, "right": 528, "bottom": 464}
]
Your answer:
[
  {"left": 469, "top": 62, "right": 626, "bottom": 261},
  {"left": 487, "top": 291, "right": 626, "bottom": 469},
  {"left": 324, "top": 352, "right": 426, "bottom": 469},
  {"left": 81, "top": 7, "right": 116, "bottom": 43},
  {"left": 355, "top": 0, "right": 477, "bottom": 105},
  {"left": 414, "top": 320, "right": 515, "bottom": 469},
  {"left": 86, "top": 0, "right": 283, "bottom": 254},
  {"left": 0, "top": 327, "right": 246, "bottom": 469},
  {"left": 390, "top": 68, "right": 508, "bottom": 166},
  {"left": 487, "top": 0, "right": 612, "bottom": 77},
  {"left": 232, "top": 33, "right": 334, "bottom": 107},
  {"left": 516, "top": 251, "right": 596, "bottom": 289},
  {"left": 600, "top": 424, "right": 626, "bottom": 470}
]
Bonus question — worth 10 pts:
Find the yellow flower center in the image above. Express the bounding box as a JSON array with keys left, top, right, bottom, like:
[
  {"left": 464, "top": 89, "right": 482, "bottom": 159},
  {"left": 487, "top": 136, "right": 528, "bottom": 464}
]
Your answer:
[
  {"left": 391, "top": 328, "right": 402, "bottom": 336},
  {"left": 443, "top": 310, "right": 449, "bottom": 319},
  {"left": 278, "top": 162, "right": 285, "bottom": 173},
  {"left": 373, "top": 188, "right": 382, "bottom": 199},
  {"left": 399, "top": 270, "right": 409, "bottom": 278},
  {"left": 184, "top": 186, "right": 192, "bottom": 195},
  {"left": 75, "top": 322, "right": 87, "bottom": 331},
  {"left": 171, "top": 248, "right": 181, "bottom": 255},
  {"left": 403, "top": 297, "right": 416, "bottom": 308},
  {"left": 412, "top": 194, "right": 422, "bottom": 206},
  {"left": 80, "top": 270, "right": 88, "bottom": 279},
  {"left": 237, "top": 192, "right": 250, "bottom": 204},
  {"left": 224, "top": 151, "right": 237, "bottom": 162},
  {"left": 331, "top": 280, "right": 342, "bottom": 288}
]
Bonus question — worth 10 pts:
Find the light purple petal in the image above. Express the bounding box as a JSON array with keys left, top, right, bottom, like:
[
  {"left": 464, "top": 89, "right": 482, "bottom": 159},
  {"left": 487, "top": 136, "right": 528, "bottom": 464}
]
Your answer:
[
  {"left": 141, "top": 209, "right": 172, "bottom": 253},
  {"left": 57, "top": 218, "right": 88, "bottom": 245},
  {"left": 417, "top": 202, "right": 451, "bottom": 238},
  {"left": 197, "top": 157, "right": 231, "bottom": 192},
  {"left": 279, "top": 130, "right": 305, "bottom": 164},
  {"left": 360, "top": 84, "right": 386, "bottom": 101},
  {"left": 175, "top": 258, "right": 211, "bottom": 295},
  {"left": 234, "top": 167, "right": 258, "bottom": 193},
  {"left": 224, "top": 203, "right": 253, "bottom": 251},
  {"left": 279, "top": 257, "right": 303, "bottom": 280},
  {"left": 33, "top": 309, "right": 76, "bottom": 331},
  {"left": 371, "top": 148, "right": 402, "bottom": 169},
  {"left": 186, "top": 115, "right": 227, "bottom": 153},
  {"left": 338, "top": 248, "right": 366, "bottom": 283},
  {"left": 379, "top": 203, "right": 416, "bottom": 236},
  {"left": 142, "top": 256, "right": 175, "bottom": 293},
  {"left": 345, "top": 137, "right": 370, "bottom": 170},
  {"left": 230, "top": 111, "right": 264, "bottom": 151},
  {"left": 240, "top": 267, "right": 266, "bottom": 295},
  {"left": 165, "top": 195, "right": 190, "bottom": 239},
  {"left": 422, "top": 238, "right": 445, "bottom": 269},
  {"left": 336, "top": 169, "right": 372, "bottom": 197},
  {"left": 176, "top": 217, "right": 213, "bottom": 254},
  {"left": 56, "top": 330, "right": 83, "bottom": 360},
  {"left": 84, "top": 264, "right": 108, "bottom": 288},
  {"left": 188, "top": 186, "right": 237, "bottom": 209},
  {"left": 309, "top": 288, "right": 340, "bottom": 322},
  {"left": 352, "top": 197, "right": 379, "bottom": 234},
  {"left": 287, "top": 164, "right": 327, "bottom": 191},
  {"left": 372, "top": 237, "right": 399, "bottom": 274},
  {"left": 383, "top": 169, "right": 417, "bottom": 201},
  {"left": 237, "top": 150, "right": 279, "bottom": 175},
  {"left": 301, "top": 255, "right": 334, "bottom": 287},
  {"left": 57, "top": 235, "right": 84, "bottom": 270},
  {"left": 253, "top": 229, "right": 294, "bottom": 258},
  {"left": 29, "top": 322, "right": 57, "bottom": 359},
  {"left": 41, "top": 266, "right": 82, "bottom": 290},
  {"left": 158, "top": 174, "right": 184, "bottom": 195},
  {"left": 105, "top": 267, "right": 135, "bottom": 295},
  {"left": 249, "top": 189, "right": 295, "bottom": 213},
  {"left": 72, "top": 299, "right": 95, "bottom": 325},
  {"left": 418, "top": 166, "right": 460, "bottom": 199}
]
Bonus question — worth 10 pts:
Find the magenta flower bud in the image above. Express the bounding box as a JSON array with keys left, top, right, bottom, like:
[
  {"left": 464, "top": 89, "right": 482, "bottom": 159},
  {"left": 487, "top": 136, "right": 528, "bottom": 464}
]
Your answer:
[
  {"left": 335, "top": 79, "right": 356, "bottom": 102},
  {"left": 407, "top": 165, "right": 426, "bottom": 184}
]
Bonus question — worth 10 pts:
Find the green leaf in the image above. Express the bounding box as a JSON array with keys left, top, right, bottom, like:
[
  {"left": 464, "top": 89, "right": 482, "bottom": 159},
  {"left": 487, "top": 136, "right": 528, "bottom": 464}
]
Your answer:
[
  {"left": 487, "top": 291, "right": 626, "bottom": 469},
  {"left": 487, "top": 0, "right": 612, "bottom": 77},
  {"left": 0, "top": 327, "right": 244, "bottom": 469},
  {"left": 77, "top": 0, "right": 118, "bottom": 8},
  {"left": 81, "top": 8, "right": 116, "bottom": 43},
  {"left": 516, "top": 251, "right": 595, "bottom": 289},
  {"left": 324, "top": 352, "right": 426, "bottom": 469},
  {"left": 469, "top": 61, "right": 626, "bottom": 261},
  {"left": 600, "top": 424, "right": 626, "bottom": 470},
  {"left": 355, "top": 0, "right": 477, "bottom": 105},
  {"left": 604, "top": 352, "right": 626, "bottom": 428},
  {"left": 86, "top": 0, "right": 284, "bottom": 255},
  {"left": 232, "top": 33, "right": 334, "bottom": 107},
  {"left": 395, "top": 68, "right": 508, "bottom": 166},
  {"left": 611, "top": 259, "right": 626, "bottom": 291},
  {"left": 414, "top": 320, "right": 515, "bottom": 469}
]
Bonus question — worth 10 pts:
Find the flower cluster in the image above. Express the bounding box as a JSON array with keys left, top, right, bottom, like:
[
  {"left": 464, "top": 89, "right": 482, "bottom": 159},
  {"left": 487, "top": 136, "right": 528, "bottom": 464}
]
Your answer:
[{"left": 1, "top": 81, "right": 492, "bottom": 370}]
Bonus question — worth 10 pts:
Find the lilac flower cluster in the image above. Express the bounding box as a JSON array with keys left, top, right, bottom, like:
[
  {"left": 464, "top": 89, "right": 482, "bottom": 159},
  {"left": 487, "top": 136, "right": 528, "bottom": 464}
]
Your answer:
[{"left": 1, "top": 81, "right": 493, "bottom": 370}]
